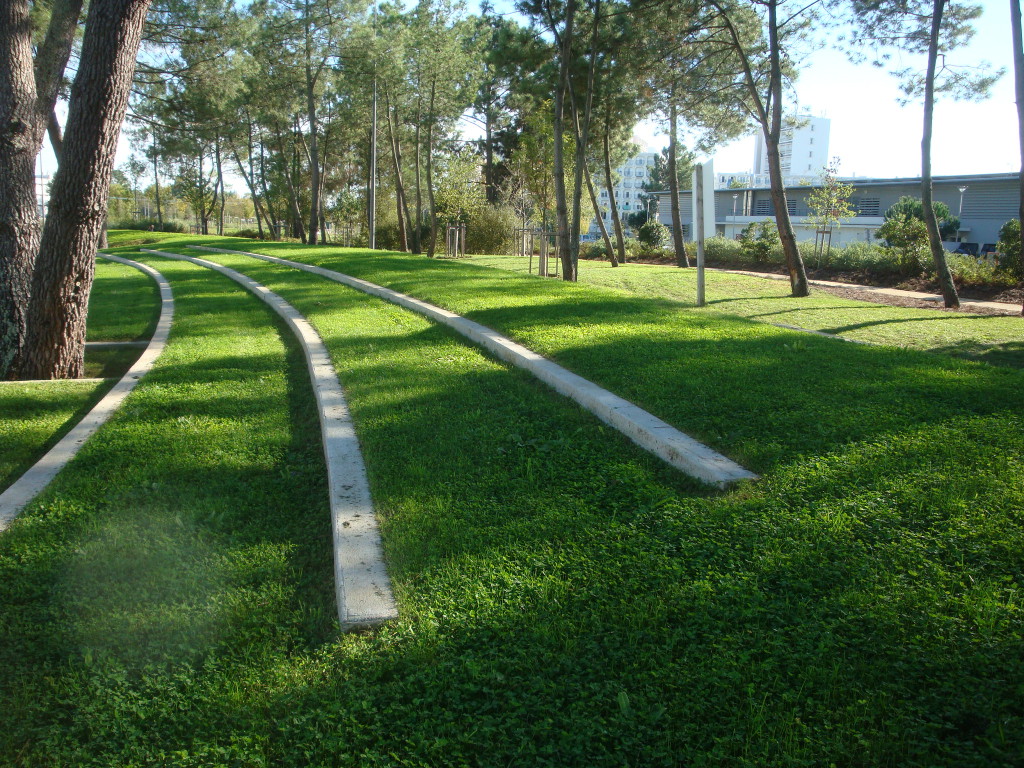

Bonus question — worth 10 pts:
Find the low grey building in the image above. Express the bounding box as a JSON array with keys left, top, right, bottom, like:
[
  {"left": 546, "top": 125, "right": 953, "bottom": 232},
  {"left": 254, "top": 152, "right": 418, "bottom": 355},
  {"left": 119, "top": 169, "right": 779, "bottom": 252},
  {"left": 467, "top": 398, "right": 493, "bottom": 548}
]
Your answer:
[{"left": 653, "top": 172, "right": 1020, "bottom": 252}]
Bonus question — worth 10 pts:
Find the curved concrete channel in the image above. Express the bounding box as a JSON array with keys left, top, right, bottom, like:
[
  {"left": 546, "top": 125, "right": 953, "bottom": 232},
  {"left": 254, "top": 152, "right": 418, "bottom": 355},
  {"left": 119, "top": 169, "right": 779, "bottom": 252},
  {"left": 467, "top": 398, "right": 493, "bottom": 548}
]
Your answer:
[
  {"left": 0, "top": 254, "right": 174, "bottom": 530},
  {"left": 144, "top": 249, "right": 397, "bottom": 630},
  {"left": 178, "top": 245, "right": 759, "bottom": 489}
]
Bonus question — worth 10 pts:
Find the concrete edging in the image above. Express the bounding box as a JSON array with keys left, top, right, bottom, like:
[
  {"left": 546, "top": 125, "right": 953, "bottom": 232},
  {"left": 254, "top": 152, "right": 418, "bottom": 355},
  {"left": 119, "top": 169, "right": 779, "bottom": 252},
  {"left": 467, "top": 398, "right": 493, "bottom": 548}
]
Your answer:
[
  {"left": 0, "top": 254, "right": 174, "bottom": 530},
  {"left": 186, "top": 245, "right": 758, "bottom": 489},
  {"left": 141, "top": 248, "right": 397, "bottom": 630}
]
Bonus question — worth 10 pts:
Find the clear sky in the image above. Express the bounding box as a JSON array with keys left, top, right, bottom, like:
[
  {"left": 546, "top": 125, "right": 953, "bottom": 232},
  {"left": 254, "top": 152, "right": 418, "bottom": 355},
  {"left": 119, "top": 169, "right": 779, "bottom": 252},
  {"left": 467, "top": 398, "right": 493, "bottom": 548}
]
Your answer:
[{"left": 633, "top": 2, "right": 1018, "bottom": 179}]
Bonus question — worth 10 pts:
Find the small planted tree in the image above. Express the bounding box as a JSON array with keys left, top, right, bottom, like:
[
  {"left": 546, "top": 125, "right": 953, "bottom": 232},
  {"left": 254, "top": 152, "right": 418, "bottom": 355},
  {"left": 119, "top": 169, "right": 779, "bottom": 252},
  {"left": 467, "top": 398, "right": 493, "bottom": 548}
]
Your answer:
[{"left": 806, "top": 158, "right": 854, "bottom": 267}]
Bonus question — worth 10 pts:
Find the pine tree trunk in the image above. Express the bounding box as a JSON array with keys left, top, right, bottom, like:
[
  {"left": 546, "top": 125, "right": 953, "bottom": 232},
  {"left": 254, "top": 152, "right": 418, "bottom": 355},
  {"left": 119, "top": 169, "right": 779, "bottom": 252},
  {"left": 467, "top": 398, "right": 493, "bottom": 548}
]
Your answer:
[
  {"left": 921, "top": 0, "right": 959, "bottom": 308},
  {"left": 414, "top": 108, "right": 423, "bottom": 253},
  {"left": 384, "top": 90, "right": 408, "bottom": 252},
  {"left": 766, "top": 0, "right": 808, "bottom": 297},
  {"left": 553, "top": 0, "right": 577, "bottom": 281},
  {"left": 21, "top": 0, "right": 152, "bottom": 379},
  {"left": 584, "top": 162, "right": 616, "bottom": 266},
  {"left": 152, "top": 142, "right": 163, "bottom": 226},
  {"left": 0, "top": 0, "right": 43, "bottom": 378},
  {"left": 667, "top": 95, "right": 689, "bottom": 268},
  {"left": 426, "top": 81, "right": 439, "bottom": 258},
  {"left": 215, "top": 134, "right": 225, "bottom": 235},
  {"left": 603, "top": 122, "right": 626, "bottom": 264}
]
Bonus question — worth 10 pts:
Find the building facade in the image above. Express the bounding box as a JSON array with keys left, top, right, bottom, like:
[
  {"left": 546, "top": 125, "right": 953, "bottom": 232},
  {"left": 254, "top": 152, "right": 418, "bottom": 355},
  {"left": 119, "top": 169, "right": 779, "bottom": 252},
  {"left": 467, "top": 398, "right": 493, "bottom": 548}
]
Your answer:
[
  {"left": 654, "top": 172, "right": 1019, "bottom": 252},
  {"left": 588, "top": 151, "right": 659, "bottom": 237},
  {"left": 752, "top": 115, "right": 831, "bottom": 182}
]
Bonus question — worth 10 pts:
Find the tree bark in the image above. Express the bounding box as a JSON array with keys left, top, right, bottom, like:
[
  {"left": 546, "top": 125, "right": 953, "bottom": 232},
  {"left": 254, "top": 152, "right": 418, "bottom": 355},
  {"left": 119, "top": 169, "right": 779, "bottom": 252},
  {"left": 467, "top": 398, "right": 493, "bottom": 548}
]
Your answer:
[
  {"left": 21, "top": 0, "right": 153, "bottom": 379},
  {"left": 215, "top": 133, "right": 225, "bottom": 235},
  {"left": 275, "top": 129, "right": 306, "bottom": 243},
  {"left": 921, "top": 0, "right": 959, "bottom": 308},
  {"left": 414, "top": 99, "right": 423, "bottom": 252},
  {"left": 48, "top": 110, "right": 64, "bottom": 162},
  {"left": 426, "top": 81, "right": 439, "bottom": 258},
  {"left": 584, "top": 162, "right": 616, "bottom": 266},
  {"left": 603, "top": 118, "right": 626, "bottom": 264},
  {"left": 552, "top": 0, "right": 577, "bottom": 281},
  {"left": 0, "top": 0, "right": 41, "bottom": 378},
  {"left": 667, "top": 94, "right": 689, "bottom": 268},
  {"left": 765, "top": 0, "right": 808, "bottom": 296},
  {"left": 152, "top": 140, "right": 163, "bottom": 227},
  {"left": 304, "top": 4, "right": 321, "bottom": 245},
  {"left": 1013, "top": 0, "right": 1024, "bottom": 315},
  {"left": 384, "top": 89, "right": 409, "bottom": 251}
]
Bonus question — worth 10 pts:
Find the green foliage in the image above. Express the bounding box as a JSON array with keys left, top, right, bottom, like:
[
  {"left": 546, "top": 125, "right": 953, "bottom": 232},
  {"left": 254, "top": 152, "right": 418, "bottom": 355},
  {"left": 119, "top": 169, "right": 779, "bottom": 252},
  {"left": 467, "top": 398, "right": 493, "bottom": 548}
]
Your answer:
[
  {"left": 702, "top": 236, "right": 744, "bottom": 263},
  {"left": 806, "top": 159, "right": 855, "bottom": 232},
  {"left": 740, "top": 220, "right": 781, "bottom": 264},
  {"left": 465, "top": 204, "right": 518, "bottom": 255},
  {"left": 110, "top": 218, "right": 187, "bottom": 233},
  {"left": 876, "top": 212, "right": 931, "bottom": 275},
  {"left": 997, "top": 219, "right": 1022, "bottom": 279},
  {"left": 637, "top": 220, "right": 669, "bottom": 248},
  {"left": 884, "top": 196, "right": 960, "bottom": 240}
]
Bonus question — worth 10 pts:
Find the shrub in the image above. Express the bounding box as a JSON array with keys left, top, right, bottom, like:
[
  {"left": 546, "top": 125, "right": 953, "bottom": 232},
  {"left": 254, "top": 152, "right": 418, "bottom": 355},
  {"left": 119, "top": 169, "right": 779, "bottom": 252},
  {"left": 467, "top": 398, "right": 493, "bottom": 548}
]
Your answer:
[
  {"left": 637, "top": 220, "right": 669, "bottom": 248},
  {"left": 581, "top": 241, "right": 610, "bottom": 260},
  {"left": 110, "top": 218, "right": 186, "bottom": 233},
  {"left": 703, "top": 236, "right": 744, "bottom": 263},
  {"left": 947, "top": 254, "right": 1019, "bottom": 288},
  {"left": 884, "top": 195, "right": 959, "bottom": 241},
  {"left": 997, "top": 219, "right": 1022, "bottom": 279},
  {"left": 821, "top": 241, "right": 899, "bottom": 274},
  {"left": 465, "top": 205, "right": 518, "bottom": 255},
  {"left": 227, "top": 228, "right": 264, "bottom": 240},
  {"left": 740, "top": 220, "right": 781, "bottom": 264},
  {"left": 876, "top": 213, "right": 930, "bottom": 275}
]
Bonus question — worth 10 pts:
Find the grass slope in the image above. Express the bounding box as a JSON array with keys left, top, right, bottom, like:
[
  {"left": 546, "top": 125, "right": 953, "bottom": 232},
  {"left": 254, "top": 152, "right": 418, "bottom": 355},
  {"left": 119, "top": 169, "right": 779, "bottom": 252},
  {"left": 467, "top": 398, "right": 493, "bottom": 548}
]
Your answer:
[
  {"left": 8, "top": 234, "right": 1006, "bottom": 766},
  {"left": 469, "top": 254, "right": 1024, "bottom": 367},
  {"left": 1, "top": 257, "right": 163, "bottom": 493}
]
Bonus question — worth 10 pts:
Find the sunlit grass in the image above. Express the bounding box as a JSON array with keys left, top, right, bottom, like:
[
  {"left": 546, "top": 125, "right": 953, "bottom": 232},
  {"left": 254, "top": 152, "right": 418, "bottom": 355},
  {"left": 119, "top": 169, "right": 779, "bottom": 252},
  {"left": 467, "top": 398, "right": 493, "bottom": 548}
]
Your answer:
[{"left": 2, "top": 233, "right": 1020, "bottom": 766}]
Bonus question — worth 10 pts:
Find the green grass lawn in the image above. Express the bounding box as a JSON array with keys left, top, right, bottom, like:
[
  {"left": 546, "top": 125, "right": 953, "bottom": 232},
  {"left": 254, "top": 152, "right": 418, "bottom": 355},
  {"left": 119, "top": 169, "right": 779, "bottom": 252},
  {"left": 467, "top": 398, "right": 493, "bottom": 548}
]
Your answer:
[
  {"left": 1, "top": 257, "right": 163, "bottom": 494},
  {"left": 469, "top": 253, "right": 1024, "bottom": 367},
  {"left": 0, "top": 380, "right": 111, "bottom": 491},
  {"left": 2, "top": 233, "right": 1021, "bottom": 766}
]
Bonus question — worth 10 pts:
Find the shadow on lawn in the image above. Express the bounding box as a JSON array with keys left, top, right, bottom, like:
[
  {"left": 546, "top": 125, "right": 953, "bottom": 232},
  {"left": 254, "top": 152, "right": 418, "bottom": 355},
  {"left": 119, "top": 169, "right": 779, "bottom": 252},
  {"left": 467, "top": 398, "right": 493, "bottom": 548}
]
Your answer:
[{"left": 3, "top": 244, "right": 1022, "bottom": 764}]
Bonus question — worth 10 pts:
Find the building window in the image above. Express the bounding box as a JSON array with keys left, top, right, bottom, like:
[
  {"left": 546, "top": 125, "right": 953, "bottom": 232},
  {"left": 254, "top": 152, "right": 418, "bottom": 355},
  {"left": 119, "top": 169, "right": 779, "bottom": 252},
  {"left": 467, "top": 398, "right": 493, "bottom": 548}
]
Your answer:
[
  {"left": 754, "top": 199, "right": 773, "bottom": 216},
  {"left": 856, "top": 198, "right": 881, "bottom": 216}
]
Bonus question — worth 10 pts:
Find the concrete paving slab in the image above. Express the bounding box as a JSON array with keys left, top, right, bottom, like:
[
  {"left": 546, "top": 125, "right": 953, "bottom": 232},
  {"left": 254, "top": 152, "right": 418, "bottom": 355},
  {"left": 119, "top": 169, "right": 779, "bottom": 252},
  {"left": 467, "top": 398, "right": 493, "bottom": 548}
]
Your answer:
[
  {"left": 186, "top": 245, "right": 758, "bottom": 489},
  {"left": 142, "top": 248, "right": 397, "bottom": 630},
  {"left": 0, "top": 254, "right": 174, "bottom": 530}
]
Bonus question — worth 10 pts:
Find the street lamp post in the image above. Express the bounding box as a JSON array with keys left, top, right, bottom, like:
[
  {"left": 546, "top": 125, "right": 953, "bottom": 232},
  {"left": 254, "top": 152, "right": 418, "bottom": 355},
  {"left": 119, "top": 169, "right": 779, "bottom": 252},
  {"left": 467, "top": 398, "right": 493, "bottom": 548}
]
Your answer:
[
  {"left": 732, "top": 193, "right": 739, "bottom": 237},
  {"left": 957, "top": 185, "right": 968, "bottom": 242}
]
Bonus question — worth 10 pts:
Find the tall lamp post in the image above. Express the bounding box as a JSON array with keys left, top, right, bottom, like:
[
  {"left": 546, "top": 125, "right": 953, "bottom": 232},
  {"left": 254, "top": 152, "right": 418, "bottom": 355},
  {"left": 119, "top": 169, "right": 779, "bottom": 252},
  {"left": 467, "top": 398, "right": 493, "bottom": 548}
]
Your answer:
[
  {"left": 732, "top": 193, "right": 739, "bottom": 237},
  {"left": 957, "top": 185, "right": 968, "bottom": 242}
]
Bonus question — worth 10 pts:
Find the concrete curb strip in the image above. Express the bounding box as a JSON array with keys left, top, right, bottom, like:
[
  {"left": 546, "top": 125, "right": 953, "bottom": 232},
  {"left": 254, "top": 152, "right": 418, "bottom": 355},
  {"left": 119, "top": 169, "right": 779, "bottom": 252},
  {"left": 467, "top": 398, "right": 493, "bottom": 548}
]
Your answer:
[
  {"left": 142, "top": 249, "right": 397, "bottom": 630},
  {"left": 186, "top": 245, "right": 758, "bottom": 489},
  {"left": 0, "top": 254, "right": 174, "bottom": 530}
]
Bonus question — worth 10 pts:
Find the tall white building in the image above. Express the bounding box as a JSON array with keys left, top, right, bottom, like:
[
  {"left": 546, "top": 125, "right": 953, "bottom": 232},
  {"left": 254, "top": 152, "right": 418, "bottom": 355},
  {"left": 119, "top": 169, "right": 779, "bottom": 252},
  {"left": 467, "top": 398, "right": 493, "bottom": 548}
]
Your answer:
[
  {"left": 753, "top": 115, "right": 830, "bottom": 180},
  {"left": 590, "top": 151, "right": 659, "bottom": 236}
]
